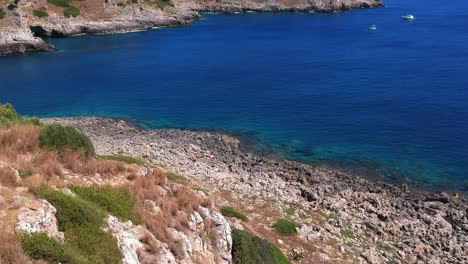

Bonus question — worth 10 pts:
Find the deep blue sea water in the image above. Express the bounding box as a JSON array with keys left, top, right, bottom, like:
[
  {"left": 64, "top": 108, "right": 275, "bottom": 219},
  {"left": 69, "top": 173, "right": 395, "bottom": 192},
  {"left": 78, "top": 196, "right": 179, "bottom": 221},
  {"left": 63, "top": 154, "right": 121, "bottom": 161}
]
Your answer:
[{"left": 1, "top": 0, "right": 467, "bottom": 191}]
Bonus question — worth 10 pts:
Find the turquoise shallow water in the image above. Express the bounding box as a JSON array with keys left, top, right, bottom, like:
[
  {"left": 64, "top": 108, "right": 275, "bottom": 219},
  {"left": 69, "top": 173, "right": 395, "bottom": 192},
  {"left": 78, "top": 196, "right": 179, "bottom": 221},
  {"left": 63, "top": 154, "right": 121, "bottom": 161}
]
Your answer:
[{"left": 1, "top": 0, "right": 467, "bottom": 192}]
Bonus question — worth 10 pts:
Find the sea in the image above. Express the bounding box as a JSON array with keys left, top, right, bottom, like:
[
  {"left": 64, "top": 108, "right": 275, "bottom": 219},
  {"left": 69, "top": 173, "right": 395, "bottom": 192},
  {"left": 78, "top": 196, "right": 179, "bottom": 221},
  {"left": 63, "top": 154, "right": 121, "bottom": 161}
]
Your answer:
[{"left": 1, "top": 0, "right": 467, "bottom": 192}]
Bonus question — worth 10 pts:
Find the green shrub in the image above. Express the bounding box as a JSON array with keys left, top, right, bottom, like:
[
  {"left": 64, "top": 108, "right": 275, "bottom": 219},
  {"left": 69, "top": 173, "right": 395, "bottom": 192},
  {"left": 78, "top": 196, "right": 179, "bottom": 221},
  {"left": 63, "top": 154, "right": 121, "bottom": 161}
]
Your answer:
[
  {"left": 64, "top": 6, "right": 80, "bottom": 17},
  {"left": 8, "top": 3, "right": 18, "bottom": 11},
  {"left": 0, "top": 103, "right": 41, "bottom": 126},
  {"left": 154, "top": 0, "right": 173, "bottom": 9},
  {"left": 99, "top": 154, "right": 144, "bottom": 165},
  {"left": 221, "top": 207, "right": 248, "bottom": 221},
  {"left": 340, "top": 228, "right": 354, "bottom": 238},
  {"left": 32, "top": 187, "right": 122, "bottom": 264},
  {"left": 167, "top": 172, "right": 189, "bottom": 184},
  {"left": 192, "top": 187, "right": 209, "bottom": 195},
  {"left": 0, "top": 9, "right": 5, "bottom": 20},
  {"left": 272, "top": 219, "right": 301, "bottom": 235},
  {"left": 232, "top": 229, "right": 291, "bottom": 264},
  {"left": 47, "top": 0, "right": 71, "bottom": 7},
  {"left": 65, "top": 226, "right": 122, "bottom": 264},
  {"left": 39, "top": 124, "right": 95, "bottom": 157},
  {"left": 33, "top": 9, "right": 49, "bottom": 18},
  {"left": 20, "top": 233, "right": 66, "bottom": 263},
  {"left": 38, "top": 187, "right": 104, "bottom": 230},
  {"left": 18, "top": 169, "right": 31, "bottom": 179},
  {"left": 71, "top": 185, "right": 139, "bottom": 223}
]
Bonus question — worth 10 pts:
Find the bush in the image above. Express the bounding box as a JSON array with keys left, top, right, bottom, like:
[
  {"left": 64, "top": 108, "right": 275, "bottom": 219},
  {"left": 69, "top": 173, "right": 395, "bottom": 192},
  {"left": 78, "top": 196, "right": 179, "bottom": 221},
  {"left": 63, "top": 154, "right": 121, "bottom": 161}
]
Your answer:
[
  {"left": 167, "top": 172, "right": 189, "bottom": 184},
  {"left": 99, "top": 154, "right": 144, "bottom": 165},
  {"left": 7, "top": 3, "right": 17, "bottom": 11},
  {"left": 47, "top": 0, "right": 71, "bottom": 7},
  {"left": 18, "top": 169, "right": 31, "bottom": 179},
  {"left": 221, "top": 207, "right": 248, "bottom": 221},
  {"left": 0, "top": 9, "right": 5, "bottom": 20},
  {"left": 20, "top": 233, "right": 66, "bottom": 263},
  {"left": 64, "top": 6, "right": 80, "bottom": 17},
  {"left": 154, "top": 0, "right": 173, "bottom": 9},
  {"left": 71, "top": 185, "right": 139, "bottom": 223},
  {"left": 0, "top": 103, "right": 41, "bottom": 126},
  {"left": 38, "top": 187, "right": 104, "bottom": 230},
  {"left": 33, "top": 9, "right": 49, "bottom": 18},
  {"left": 232, "top": 229, "right": 291, "bottom": 264},
  {"left": 39, "top": 124, "right": 95, "bottom": 157},
  {"left": 65, "top": 226, "right": 122, "bottom": 264},
  {"left": 33, "top": 187, "right": 122, "bottom": 264},
  {"left": 340, "top": 228, "right": 354, "bottom": 238},
  {"left": 272, "top": 219, "right": 301, "bottom": 235}
]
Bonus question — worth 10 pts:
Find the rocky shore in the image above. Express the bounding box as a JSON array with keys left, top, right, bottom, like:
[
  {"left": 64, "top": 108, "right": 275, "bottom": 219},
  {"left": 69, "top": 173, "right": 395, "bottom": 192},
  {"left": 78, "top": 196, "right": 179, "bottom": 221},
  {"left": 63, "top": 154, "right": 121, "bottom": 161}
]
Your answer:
[
  {"left": 0, "top": 27, "right": 54, "bottom": 55},
  {"left": 0, "top": 0, "right": 383, "bottom": 56},
  {"left": 43, "top": 117, "right": 468, "bottom": 264}
]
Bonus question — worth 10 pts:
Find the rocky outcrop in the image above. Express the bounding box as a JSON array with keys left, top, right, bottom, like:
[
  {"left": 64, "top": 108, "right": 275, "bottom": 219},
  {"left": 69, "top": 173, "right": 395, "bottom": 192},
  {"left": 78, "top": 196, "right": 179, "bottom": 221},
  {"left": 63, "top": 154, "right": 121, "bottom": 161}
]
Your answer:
[
  {"left": 16, "top": 199, "right": 64, "bottom": 241},
  {"left": 199, "top": 207, "right": 233, "bottom": 264},
  {"left": 103, "top": 215, "right": 177, "bottom": 264},
  {"left": 43, "top": 117, "right": 468, "bottom": 264},
  {"left": 102, "top": 208, "right": 232, "bottom": 264},
  {"left": 0, "top": 27, "right": 54, "bottom": 55}
]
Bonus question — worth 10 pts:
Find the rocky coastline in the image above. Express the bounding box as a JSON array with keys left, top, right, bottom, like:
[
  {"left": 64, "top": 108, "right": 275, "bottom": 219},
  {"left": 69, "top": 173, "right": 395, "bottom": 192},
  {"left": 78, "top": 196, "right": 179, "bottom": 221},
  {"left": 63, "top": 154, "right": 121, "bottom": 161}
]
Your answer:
[
  {"left": 0, "top": 0, "right": 383, "bottom": 56},
  {"left": 43, "top": 117, "right": 468, "bottom": 264}
]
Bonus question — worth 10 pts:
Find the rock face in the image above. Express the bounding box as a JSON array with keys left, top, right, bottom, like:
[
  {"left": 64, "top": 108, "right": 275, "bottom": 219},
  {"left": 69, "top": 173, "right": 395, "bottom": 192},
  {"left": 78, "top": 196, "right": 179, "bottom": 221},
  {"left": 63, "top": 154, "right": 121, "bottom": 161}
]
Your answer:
[
  {"left": 102, "top": 208, "right": 232, "bottom": 264},
  {"left": 0, "top": 27, "right": 54, "bottom": 55},
  {"left": 103, "top": 215, "right": 177, "bottom": 264},
  {"left": 43, "top": 117, "right": 468, "bottom": 264},
  {"left": 199, "top": 208, "right": 233, "bottom": 264},
  {"left": 0, "top": 0, "right": 382, "bottom": 55},
  {"left": 16, "top": 199, "right": 64, "bottom": 241}
]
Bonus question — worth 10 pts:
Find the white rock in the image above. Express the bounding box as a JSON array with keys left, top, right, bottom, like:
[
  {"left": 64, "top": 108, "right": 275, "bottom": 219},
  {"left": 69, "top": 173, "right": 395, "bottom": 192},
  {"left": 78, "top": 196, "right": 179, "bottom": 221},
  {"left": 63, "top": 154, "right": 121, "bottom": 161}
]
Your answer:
[{"left": 16, "top": 199, "right": 64, "bottom": 241}]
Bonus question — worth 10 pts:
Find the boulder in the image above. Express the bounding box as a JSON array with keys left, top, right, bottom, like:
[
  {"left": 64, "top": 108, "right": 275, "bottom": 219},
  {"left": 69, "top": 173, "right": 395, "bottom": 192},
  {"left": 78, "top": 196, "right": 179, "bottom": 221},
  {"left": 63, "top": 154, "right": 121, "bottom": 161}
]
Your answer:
[{"left": 16, "top": 199, "right": 64, "bottom": 241}]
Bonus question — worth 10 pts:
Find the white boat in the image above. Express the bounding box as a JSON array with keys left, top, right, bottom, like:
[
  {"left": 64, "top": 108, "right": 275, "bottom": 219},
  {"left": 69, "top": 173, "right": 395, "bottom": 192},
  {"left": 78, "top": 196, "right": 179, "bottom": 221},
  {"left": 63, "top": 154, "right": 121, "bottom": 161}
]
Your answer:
[
  {"left": 402, "top": 15, "right": 415, "bottom": 20},
  {"left": 369, "top": 25, "right": 377, "bottom": 30}
]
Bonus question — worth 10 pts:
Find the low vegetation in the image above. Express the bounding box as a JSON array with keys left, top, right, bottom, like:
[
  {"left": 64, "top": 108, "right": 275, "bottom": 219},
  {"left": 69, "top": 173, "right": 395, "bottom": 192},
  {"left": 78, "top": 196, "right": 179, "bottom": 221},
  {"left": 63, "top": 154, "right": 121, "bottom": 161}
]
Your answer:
[
  {"left": 64, "top": 6, "right": 80, "bottom": 17},
  {"left": 7, "top": 3, "right": 17, "bottom": 11},
  {"left": 272, "top": 219, "right": 301, "bottom": 235},
  {"left": 232, "top": 229, "right": 291, "bottom": 264},
  {"left": 46, "top": 0, "right": 80, "bottom": 18},
  {"left": 24, "top": 187, "right": 123, "bottom": 263},
  {"left": 39, "top": 124, "right": 95, "bottom": 157},
  {"left": 99, "top": 154, "right": 144, "bottom": 165},
  {"left": 130, "top": 169, "right": 211, "bottom": 247},
  {"left": 0, "top": 223, "right": 30, "bottom": 264},
  {"left": 167, "top": 172, "right": 189, "bottom": 184},
  {"left": 20, "top": 233, "right": 67, "bottom": 263},
  {"left": 0, "top": 103, "right": 41, "bottom": 127},
  {"left": 47, "top": 0, "right": 72, "bottom": 8},
  {"left": 221, "top": 206, "right": 248, "bottom": 221},
  {"left": 340, "top": 228, "right": 355, "bottom": 238},
  {"left": 71, "top": 185, "right": 140, "bottom": 223},
  {"left": 33, "top": 7, "right": 49, "bottom": 18},
  {"left": 0, "top": 9, "right": 5, "bottom": 20}
]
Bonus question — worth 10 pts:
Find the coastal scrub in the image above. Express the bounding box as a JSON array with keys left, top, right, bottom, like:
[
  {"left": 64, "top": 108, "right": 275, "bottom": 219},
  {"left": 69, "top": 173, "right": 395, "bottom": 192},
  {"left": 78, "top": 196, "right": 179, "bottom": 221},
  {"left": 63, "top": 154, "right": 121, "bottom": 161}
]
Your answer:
[
  {"left": 232, "top": 229, "right": 291, "bottom": 264},
  {"left": 221, "top": 206, "right": 248, "bottom": 221},
  {"left": 39, "top": 124, "right": 95, "bottom": 157},
  {"left": 24, "top": 187, "right": 123, "bottom": 263},
  {"left": 272, "top": 219, "right": 301, "bottom": 235},
  {"left": 99, "top": 154, "right": 144, "bottom": 165},
  {"left": 0, "top": 103, "right": 41, "bottom": 126}
]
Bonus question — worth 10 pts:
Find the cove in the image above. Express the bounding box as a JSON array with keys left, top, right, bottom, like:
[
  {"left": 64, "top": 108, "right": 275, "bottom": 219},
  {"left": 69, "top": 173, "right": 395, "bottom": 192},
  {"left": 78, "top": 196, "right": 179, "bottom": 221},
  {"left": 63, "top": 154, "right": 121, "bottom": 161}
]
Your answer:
[{"left": 1, "top": 0, "right": 467, "bottom": 192}]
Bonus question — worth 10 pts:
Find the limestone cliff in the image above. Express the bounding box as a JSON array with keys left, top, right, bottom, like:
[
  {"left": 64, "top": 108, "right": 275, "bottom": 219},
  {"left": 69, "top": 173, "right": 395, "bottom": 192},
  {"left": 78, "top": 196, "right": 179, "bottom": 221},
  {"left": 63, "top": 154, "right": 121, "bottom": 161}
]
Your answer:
[{"left": 0, "top": 0, "right": 382, "bottom": 55}]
